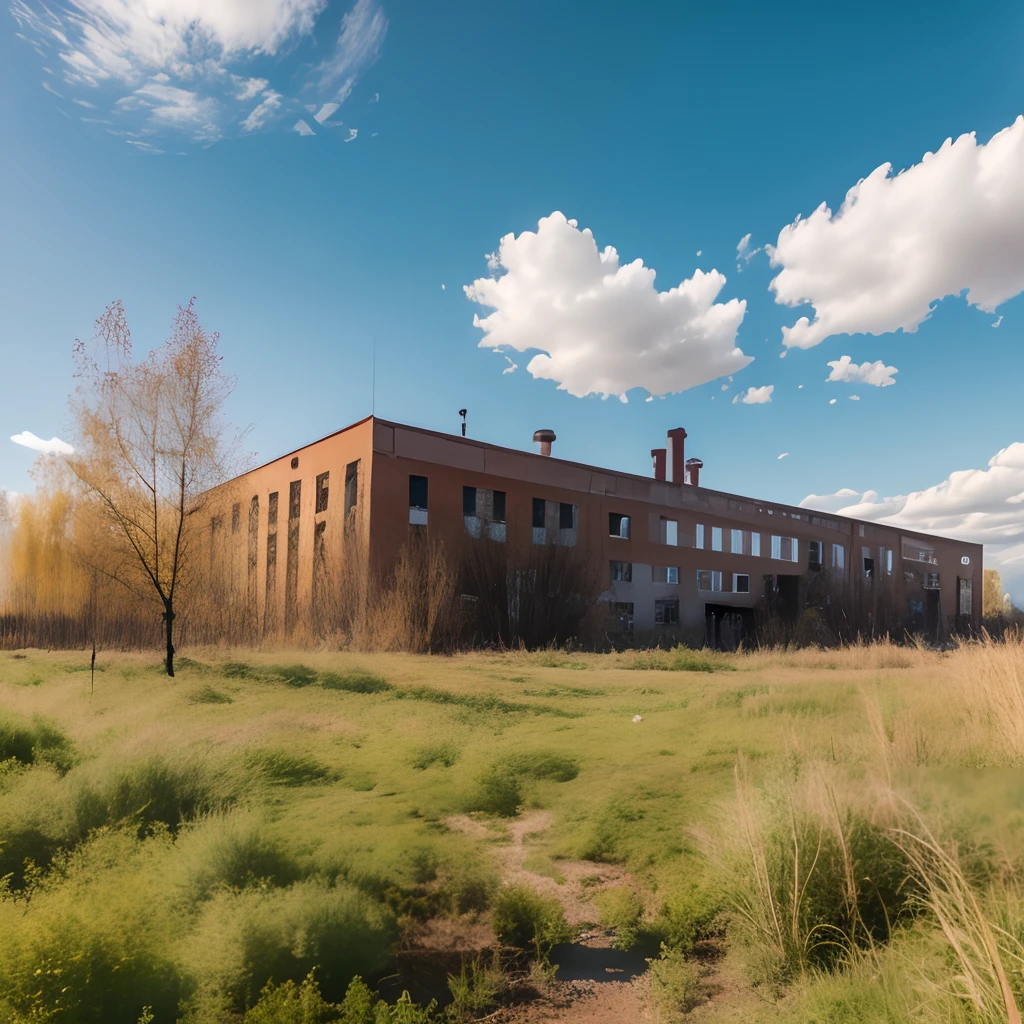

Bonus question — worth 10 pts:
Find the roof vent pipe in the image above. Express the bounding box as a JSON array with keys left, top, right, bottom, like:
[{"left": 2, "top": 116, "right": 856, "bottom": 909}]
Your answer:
[
  {"left": 533, "top": 429, "right": 556, "bottom": 457},
  {"left": 685, "top": 457, "right": 704, "bottom": 487}
]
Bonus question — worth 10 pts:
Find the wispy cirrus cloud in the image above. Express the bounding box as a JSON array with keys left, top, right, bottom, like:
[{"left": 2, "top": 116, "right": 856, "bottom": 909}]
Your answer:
[
  {"left": 10, "top": 431, "right": 74, "bottom": 455},
  {"left": 11, "top": 0, "right": 387, "bottom": 149}
]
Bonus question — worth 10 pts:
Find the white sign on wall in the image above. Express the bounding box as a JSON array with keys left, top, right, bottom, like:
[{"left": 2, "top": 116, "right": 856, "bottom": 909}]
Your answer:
[{"left": 961, "top": 556, "right": 971, "bottom": 565}]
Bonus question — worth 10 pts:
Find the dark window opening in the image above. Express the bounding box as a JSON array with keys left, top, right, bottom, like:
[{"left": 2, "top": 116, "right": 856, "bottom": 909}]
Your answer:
[
  {"left": 808, "top": 540, "right": 822, "bottom": 572},
  {"left": 610, "top": 561, "right": 632, "bottom": 583},
  {"left": 493, "top": 490, "right": 507, "bottom": 523},
  {"left": 268, "top": 491, "right": 279, "bottom": 528},
  {"left": 559, "top": 502, "right": 575, "bottom": 530},
  {"left": 609, "top": 512, "right": 630, "bottom": 539},
  {"left": 611, "top": 602, "right": 635, "bottom": 632},
  {"left": 735, "top": 573, "right": 750, "bottom": 594},
  {"left": 289, "top": 480, "right": 301, "bottom": 521},
  {"left": 290, "top": 457, "right": 299, "bottom": 470},
  {"left": 655, "top": 598, "right": 679, "bottom": 625},
  {"left": 532, "top": 497, "right": 546, "bottom": 529},
  {"left": 409, "top": 475, "right": 428, "bottom": 509},
  {"left": 264, "top": 532, "right": 278, "bottom": 634},
  {"left": 463, "top": 486, "right": 477, "bottom": 517},
  {"left": 315, "top": 471, "right": 329, "bottom": 514},
  {"left": 231, "top": 503, "right": 241, "bottom": 534},
  {"left": 863, "top": 554, "right": 875, "bottom": 580},
  {"left": 344, "top": 461, "right": 359, "bottom": 537},
  {"left": 247, "top": 496, "right": 259, "bottom": 610},
  {"left": 285, "top": 519, "right": 299, "bottom": 633}
]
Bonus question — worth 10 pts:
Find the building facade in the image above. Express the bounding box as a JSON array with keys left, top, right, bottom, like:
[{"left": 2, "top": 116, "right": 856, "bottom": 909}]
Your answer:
[{"left": 206, "top": 416, "right": 983, "bottom": 643}]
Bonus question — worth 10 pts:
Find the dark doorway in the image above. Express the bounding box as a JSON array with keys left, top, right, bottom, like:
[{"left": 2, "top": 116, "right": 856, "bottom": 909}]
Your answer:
[
  {"left": 764, "top": 574, "right": 801, "bottom": 622},
  {"left": 705, "top": 604, "right": 755, "bottom": 650},
  {"left": 925, "top": 589, "right": 940, "bottom": 641}
]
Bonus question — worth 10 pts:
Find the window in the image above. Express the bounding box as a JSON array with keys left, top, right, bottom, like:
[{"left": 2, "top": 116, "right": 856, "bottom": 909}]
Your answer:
[
  {"left": 653, "top": 566, "right": 679, "bottom": 584},
  {"left": 493, "top": 490, "right": 507, "bottom": 523},
  {"left": 231, "top": 502, "right": 241, "bottom": 534},
  {"left": 315, "top": 471, "right": 329, "bottom": 514},
  {"left": 289, "top": 480, "right": 301, "bottom": 520},
  {"left": 863, "top": 548, "right": 875, "bottom": 579},
  {"left": 880, "top": 547, "right": 893, "bottom": 576},
  {"left": 808, "top": 540, "right": 823, "bottom": 571},
  {"left": 463, "top": 486, "right": 477, "bottom": 517},
  {"left": 959, "top": 577, "right": 973, "bottom": 616},
  {"left": 409, "top": 475, "right": 428, "bottom": 525},
  {"left": 559, "top": 502, "right": 575, "bottom": 530},
  {"left": 609, "top": 512, "right": 631, "bottom": 539},
  {"left": 532, "top": 497, "right": 546, "bottom": 544},
  {"left": 711, "top": 526, "right": 722, "bottom": 551},
  {"left": 344, "top": 461, "right": 358, "bottom": 536},
  {"left": 731, "top": 529, "right": 743, "bottom": 554},
  {"left": 832, "top": 544, "right": 845, "bottom": 570},
  {"left": 695, "top": 524, "right": 705, "bottom": 549},
  {"left": 751, "top": 532, "right": 761, "bottom": 557},
  {"left": 268, "top": 491, "right": 278, "bottom": 528},
  {"left": 610, "top": 561, "right": 632, "bottom": 583},
  {"left": 697, "top": 570, "right": 722, "bottom": 592},
  {"left": 923, "top": 572, "right": 941, "bottom": 590},
  {"left": 734, "top": 573, "right": 750, "bottom": 594},
  {"left": 662, "top": 518, "right": 678, "bottom": 546},
  {"left": 859, "top": 524, "right": 866, "bottom": 537},
  {"left": 902, "top": 540, "right": 937, "bottom": 564},
  {"left": 772, "top": 536, "right": 799, "bottom": 562},
  {"left": 771, "top": 535, "right": 782, "bottom": 560},
  {"left": 655, "top": 598, "right": 679, "bottom": 625},
  {"left": 611, "top": 602, "right": 634, "bottom": 632}
]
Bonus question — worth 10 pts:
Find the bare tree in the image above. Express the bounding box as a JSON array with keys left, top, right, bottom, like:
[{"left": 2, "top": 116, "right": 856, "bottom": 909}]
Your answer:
[{"left": 67, "top": 299, "right": 237, "bottom": 676}]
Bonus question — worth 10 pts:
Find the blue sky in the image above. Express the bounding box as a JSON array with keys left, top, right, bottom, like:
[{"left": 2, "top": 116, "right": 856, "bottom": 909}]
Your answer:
[{"left": 3, "top": 0, "right": 1024, "bottom": 594}]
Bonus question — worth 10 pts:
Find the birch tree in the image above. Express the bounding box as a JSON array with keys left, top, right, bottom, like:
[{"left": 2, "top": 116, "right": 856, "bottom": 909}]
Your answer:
[{"left": 68, "top": 299, "right": 236, "bottom": 676}]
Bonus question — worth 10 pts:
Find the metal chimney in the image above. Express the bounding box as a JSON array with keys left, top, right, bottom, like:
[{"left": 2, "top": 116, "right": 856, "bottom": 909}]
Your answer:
[
  {"left": 533, "top": 429, "right": 556, "bottom": 457},
  {"left": 685, "top": 457, "right": 704, "bottom": 487}
]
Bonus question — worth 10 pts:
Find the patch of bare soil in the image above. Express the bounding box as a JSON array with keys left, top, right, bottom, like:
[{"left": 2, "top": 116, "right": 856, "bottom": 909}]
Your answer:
[{"left": 446, "top": 811, "right": 653, "bottom": 1023}]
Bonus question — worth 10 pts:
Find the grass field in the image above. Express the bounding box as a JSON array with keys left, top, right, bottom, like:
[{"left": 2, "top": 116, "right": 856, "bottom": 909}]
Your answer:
[{"left": 1, "top": 640, "right": 1023, "bottom": 1023}]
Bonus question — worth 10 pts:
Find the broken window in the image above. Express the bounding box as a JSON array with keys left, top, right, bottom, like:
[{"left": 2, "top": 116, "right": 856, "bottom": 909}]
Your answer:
[
  {"left": 695, "top": 524, "right": 705, "bottom": 549},
  {"left": 268, "top": 491, "right": 279, "bottom": 528},
  {"left": 493, "top": 490, "right": 507, "bottom": 523},
  {"left": 532, "top": 497, "right": 546, "bottom": 544},
  {"left": 902, "top": 540, "right": 937, "bottom": 564},
  {"left": 734, "top": 573, "right": 750, "bottom": 594},
  {"left": 958, "top": 577, "right": 973, "bottom": 616},
  {"left": 879, "top": 547, "right": 893, "bottom": 575},
  {"left": 231, "top": 502, "right": 241, "bottom": 534},
  {"left": 711, "top": 527, "right": 723, "bottom": 552},
  {"left": 923, "top": 572, "right": 941, "bottom": 590},
  {"left": 315, "top": 472, "right": 329, "bottom": 514},
  {"left": 409, "top": 475, "right": 428, "bottom": 525},
  {"left": 697, "top": 570, "right": 723, "bottom": 592},
  {"left": 344, "top": 461, "right": 358, "bottom": 537},
  {"left": 611, "top": 603, "right": 635, "bottom": 632},
  {"left": 559, "top": 502, "right": 575, "bottom": 530},
  {"left": 862, "top": 548, "right": 875, "bottom": 579},
  {"left": 832, "top": 543, "right": 845, "bottom": 571},
  {"left": 655, "top": 598, "right": 679, "bottom": 625},
  {"left": 289, "top": 480, "right": 301, "bottom": 520},
  {"left": 610, "top": 561, "right": 632, "bottom": 583},
  {"left": 661, "top": 518, "right": 678, "bottom": 546},
  {"left": 463, "top": 486, "right": 477, "bottom": 517},
  {"left": 609, "top": 512, "right": 630, "bottom": 539},
  {"left": 247, "top": 496, "right": 259, "bottom": 610},
  {"left": 808, "top": 540, "right": 823, "bottom": 571}
]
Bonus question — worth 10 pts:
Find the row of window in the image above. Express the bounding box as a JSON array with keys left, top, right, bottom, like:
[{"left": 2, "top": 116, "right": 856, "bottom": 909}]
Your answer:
[{"left": 610, "top": 561, "right": 750, "bottom": 594}]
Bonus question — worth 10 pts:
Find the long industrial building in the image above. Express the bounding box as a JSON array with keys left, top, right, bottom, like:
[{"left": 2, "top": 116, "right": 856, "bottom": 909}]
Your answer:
[{"left": 206, "top": 415, "right": 982, "bottom": 644}]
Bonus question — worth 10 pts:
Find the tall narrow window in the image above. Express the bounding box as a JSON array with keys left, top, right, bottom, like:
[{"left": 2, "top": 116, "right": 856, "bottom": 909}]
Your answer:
[
  {"left": 268, "top": 491, "right": 279, "bottom": 528},
  {"left": 731, "top": 529, "right": 743, "bottom": 554},
  {"left": 247, "top": 495, "right": 259, "bottom": 616},
  {"left": 711, "top": 527, "right": 722, "bottom": 552},
  {"left": 532, "top": 497, "right": 546, "bottom": 544},
  {"left": 695, "top": 524, "right": 705, "bottom": 549},
  {"left": 285, "top": 487, "right": 300, "bottom": 633},
  {"left": 289, "top": 480, "right": 301, "bottom": 520},
  {"left": 808, "top": 540, "right": 823, "bottom": 571},
  {"left": 863, "top": 548, "right": 875, "bottom": 579},
  {"left": 771, "top": 535, "right": 782, "bottom": 560},
  {"left": 751, "top": 532, "right": 761, "bottom": 557},
  {"left": 493, "top": 491, "right": 507, "bottom": 523},
  {"left": 559, "top": 502, "right": 575, "bottom": 530},
  {"left": 344, "top": 461, "right": 359, "bottom": 537},
  {"left": 264, "top": 532, "right": 278, "bottom": 634},
  {"left": 609, "top": 512, "right": 630, "bottom": 539},
  {"left": 832, "top": 543, "right": 845, "bottom": 570},
  {"left": 315, "top": 471, "right": 329, "bottom": 514},
  {"left": 610, "top": 561, "right": 632, "bottom": 582},
  {"left": 463, "top": 486, "right": 477, "bottom": 516},
  {"left": 734, "top": 573, "right": 750, "bottom": 594},
  {"left": 312, "top": 519, "right": 327, "bottom": 632},
  {"left": 231, "top": 502, "right": 241, "bottom": 535},
  {"left": 409, "top": 475, "right": 428, "bottom": 525},
  {"left": 663, "top": 518, "right": 678, "bottom": 546}
]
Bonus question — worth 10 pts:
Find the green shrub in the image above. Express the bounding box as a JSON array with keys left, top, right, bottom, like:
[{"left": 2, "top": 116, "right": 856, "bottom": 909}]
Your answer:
[
  {"left": 321, "top": 671, "right": 392, "bottom": 694},
  {"left": 492, "top": 885, "right": 570, "bottom": 958},
  {"left": 578, "top": 798, "right": 645, "bottom": 862},
  {"left": 188, "top": 685, "right": 234, "bottom": 705},
  {"left": 0, "top": 715, "right": 75, "bottom": 774},
  {"left": 334, "top": 977, "right": 437, "bottom": 1023},
  {"left": 244, "top": 970, "right": 339, "bottom": 1024},
  {"left": 500, "top": 752, "right": 579, "bottom": 782},
  {"left": 222, "top": 662, "right": 261, "bottom": 679},
  {"left": 624, "top": 646, "right": 735, "bottom": 673},
  {"left": 647, "top": 945, "right": 703, "bottom": 1017},
  {"left": 594, "top": 886, "right": 645, "bottom": 950},
  {"left": 655, "top": 883, "right": 723, "bottom": 955},
  {"left": 268, "top": 664, "right": 319, "bottom": 687},
  {"left": 243, "top": 749, "right": 332, "bottom": 787},
  {"left": 409, "top": 742, "right": 460, "bottom": 771},
  {"left": 466, "top": 769, "right": 521, "bottom": 817},
  {"left": 446, "top": 956, "right": 503, "bottom": 1021}
]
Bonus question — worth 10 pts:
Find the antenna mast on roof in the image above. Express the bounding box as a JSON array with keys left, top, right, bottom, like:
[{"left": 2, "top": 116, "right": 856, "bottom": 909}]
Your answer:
[{"left": 459, "top": 408, "right": 467, "bottom": 437}]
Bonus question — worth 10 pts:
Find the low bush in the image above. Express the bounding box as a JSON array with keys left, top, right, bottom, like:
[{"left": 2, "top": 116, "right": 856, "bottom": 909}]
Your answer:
[
  {"left": 321, "top": 670, "right": 392, "bottom": 694},
  {"left": 500, "top": 752, "right": 580, "bottom": 783},
  {"left": 623, "top": 646, "right": 735, "bottom": 673},
  {"left": 655, "top": 882, "right": 724, "bottom": 955},
  {"left": 647, "top": 945, "right": 703, "bottom": 1017},
  {"left": 243, "top": 748, "right": 332, "bottom": 787},
  {"left": 188, "top": 685, "right": 234, "bottom": 705},
  {"left": 268, "top": 664, "right": 319, "bottom": 687},
  {"left": 409, "top": 742, "right": 460, "bottom": 771},
  {"left": 492, "top": 885, "right": 571, "bottom": 958},
  {"left": 466, "top": 768, "right": 521, "bottom": 817},
  {"left": 0, "top": 714, "right": 75, "bottom": 773},
  {"left": 594, "top": 886, "right": 645, "bottom": 950},
  {"left": 446, "top": 955, "right": 503, "bottom": 1021}
]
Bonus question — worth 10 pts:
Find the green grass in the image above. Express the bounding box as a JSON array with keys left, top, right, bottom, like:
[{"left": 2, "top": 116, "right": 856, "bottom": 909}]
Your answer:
[{"left": 0, "top": 645, "right": 1021, "bottom": 1024}]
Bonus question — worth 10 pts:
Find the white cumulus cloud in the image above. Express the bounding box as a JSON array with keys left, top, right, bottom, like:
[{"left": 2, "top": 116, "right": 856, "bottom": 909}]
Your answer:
[
  {"left": 800, "top": 442, "right": 1024, "bottom": 602},
  {"left": 11, "top": 431, "right": 74, "bottom": 455},
  {"left": 240, "top": 90, "right": 282, "bottom": 132},
  {"left": 732, "top": 385, "right": 774, "bottom": 405},
  {"left": 826, "top": 355, "right": 898, "bottom": 388},
  {"left": 464, "top": 211, "right": 751, "bottom": 402},
  {"left": 768, "top": 116, "right": 1024, "bottom": 350}
]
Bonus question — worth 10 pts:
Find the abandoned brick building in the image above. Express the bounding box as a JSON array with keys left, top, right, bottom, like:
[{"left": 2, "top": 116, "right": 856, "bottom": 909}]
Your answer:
[{"left": 206, "top": 416, "right": 983, "bottom": 644}]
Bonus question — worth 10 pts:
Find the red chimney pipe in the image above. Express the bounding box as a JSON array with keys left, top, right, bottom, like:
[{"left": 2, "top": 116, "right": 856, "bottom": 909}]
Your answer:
[
  {"left": 686, "top": 457, "right": 704, "bottom": 487},
  {"left": 651, "top": 448, "right": 666, "bottom": 481},
  {"left": 666, "top": 427, "right": 687, "bottom": 484}
]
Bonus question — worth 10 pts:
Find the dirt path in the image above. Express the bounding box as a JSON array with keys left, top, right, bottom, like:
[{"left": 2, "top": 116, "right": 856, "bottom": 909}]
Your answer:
[{"left": 447, "top": 811, "right": 654, "bottom": 1023}]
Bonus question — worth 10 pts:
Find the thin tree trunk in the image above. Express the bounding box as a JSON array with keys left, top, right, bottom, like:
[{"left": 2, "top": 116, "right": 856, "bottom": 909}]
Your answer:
[{"left": 163, "top": 605, "right": 175, "bottom": 677}]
